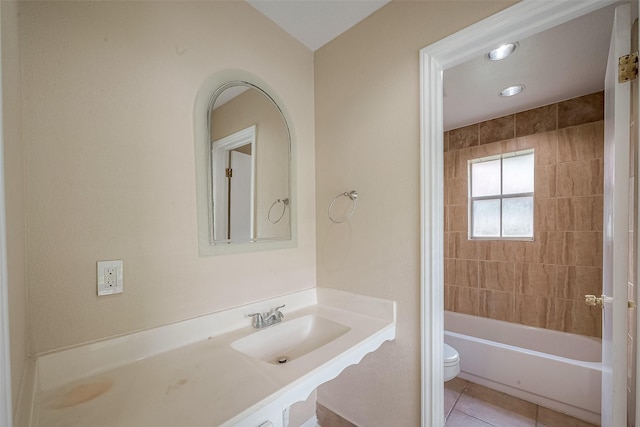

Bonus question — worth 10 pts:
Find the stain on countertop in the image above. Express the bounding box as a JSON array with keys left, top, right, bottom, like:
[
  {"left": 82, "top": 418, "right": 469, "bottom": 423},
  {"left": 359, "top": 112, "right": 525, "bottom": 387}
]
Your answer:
[{"left": 46, "top": 379, "right": 114, "bottom": 410}]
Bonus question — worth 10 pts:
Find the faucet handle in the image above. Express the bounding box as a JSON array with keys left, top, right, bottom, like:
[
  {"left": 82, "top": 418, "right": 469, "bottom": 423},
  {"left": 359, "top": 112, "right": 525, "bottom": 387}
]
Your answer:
[
  {"left": 248, "top": 312, "right": 264, "bottom": 328},
  {"left": 274, "top": 304, "right": 285, "bottom": 319}
]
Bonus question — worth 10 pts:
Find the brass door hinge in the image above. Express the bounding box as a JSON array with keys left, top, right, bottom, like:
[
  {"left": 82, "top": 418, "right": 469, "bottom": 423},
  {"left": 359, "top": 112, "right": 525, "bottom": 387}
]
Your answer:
[
  {"left": 585, "top": 294, "right": 603, "bottom": 308},
  {"left": 585, "top": 295, "right": 638, "bottom": 310},
  {"left": 225, "top": 168, "right": 233, "bottom": 178},
  {"left": 619, "top": 52, "right": 638, "bottom": 83}
]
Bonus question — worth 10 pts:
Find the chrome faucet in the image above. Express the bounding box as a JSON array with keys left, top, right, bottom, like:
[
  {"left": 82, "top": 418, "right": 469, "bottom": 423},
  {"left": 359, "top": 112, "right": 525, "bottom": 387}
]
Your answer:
[{"left": 248, "top": 304, "right": 285, "bottom": 328}]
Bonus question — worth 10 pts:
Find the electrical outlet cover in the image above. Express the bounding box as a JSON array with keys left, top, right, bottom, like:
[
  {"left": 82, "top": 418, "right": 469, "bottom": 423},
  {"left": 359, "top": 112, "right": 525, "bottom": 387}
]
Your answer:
[{"left": 97, "top": 260, "right": 123, "bottom": 296}]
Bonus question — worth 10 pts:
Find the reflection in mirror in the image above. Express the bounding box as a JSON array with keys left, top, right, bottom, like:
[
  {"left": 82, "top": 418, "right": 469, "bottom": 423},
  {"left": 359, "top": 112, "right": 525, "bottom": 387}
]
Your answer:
[{"left": 209, "top": 82, "right": 291, "bottom": 244}]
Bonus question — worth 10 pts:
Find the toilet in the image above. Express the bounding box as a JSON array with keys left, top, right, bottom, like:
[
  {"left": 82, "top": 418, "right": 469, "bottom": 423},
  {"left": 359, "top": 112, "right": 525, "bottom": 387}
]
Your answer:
[{"left": 443, "top": 343, "right": 460, "bottom": 381}]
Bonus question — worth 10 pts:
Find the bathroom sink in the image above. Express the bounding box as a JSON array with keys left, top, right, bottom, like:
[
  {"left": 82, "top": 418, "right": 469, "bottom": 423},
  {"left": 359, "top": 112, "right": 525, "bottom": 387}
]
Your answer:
[{"left": 231, "top": 315, "right": 351, "bottom": 364}]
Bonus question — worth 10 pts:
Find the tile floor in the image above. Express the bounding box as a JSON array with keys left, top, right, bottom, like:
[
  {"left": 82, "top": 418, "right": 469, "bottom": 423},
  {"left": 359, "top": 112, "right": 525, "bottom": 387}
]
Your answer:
[
  {"left": 445, "top": 378, "right": 599, "bottom": 427},
  {"left": 316, "top": 402, "right": 356, "bottom": 427}
]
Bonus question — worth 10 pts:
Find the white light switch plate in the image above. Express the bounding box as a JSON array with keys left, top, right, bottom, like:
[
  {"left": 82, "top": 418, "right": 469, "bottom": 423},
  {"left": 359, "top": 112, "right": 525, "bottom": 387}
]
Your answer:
[{"left": 97, "top": 260, "right": 123, "bottom": 296}]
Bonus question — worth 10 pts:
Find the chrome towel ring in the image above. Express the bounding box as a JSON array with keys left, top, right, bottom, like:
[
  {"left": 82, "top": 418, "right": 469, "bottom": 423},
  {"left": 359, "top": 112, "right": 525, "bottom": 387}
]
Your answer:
[
  {"left": 328, "top": 190, "right": 358, "bottom": 223},
  {"left": 268, "top": 198, "right": 289, "bottom": 224}
]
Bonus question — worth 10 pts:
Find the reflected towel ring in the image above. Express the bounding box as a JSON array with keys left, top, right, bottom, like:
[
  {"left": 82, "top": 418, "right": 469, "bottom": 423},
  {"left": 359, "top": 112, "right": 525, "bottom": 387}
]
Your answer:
[
  {"left": 328, "top": 191, "right": 358, "bottom": 224},
  {"left": 268, "top": 198, "right": 289, "bottom": 224}
]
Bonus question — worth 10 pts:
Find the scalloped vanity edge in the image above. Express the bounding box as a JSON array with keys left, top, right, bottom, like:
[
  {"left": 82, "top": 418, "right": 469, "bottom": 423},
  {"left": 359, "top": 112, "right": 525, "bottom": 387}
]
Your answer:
[
  {"left": 229, "top": 322, "right": 395, "bottom": 427},
  {"left": 15, "top": 287, "right": 396, "bottom": 427}
]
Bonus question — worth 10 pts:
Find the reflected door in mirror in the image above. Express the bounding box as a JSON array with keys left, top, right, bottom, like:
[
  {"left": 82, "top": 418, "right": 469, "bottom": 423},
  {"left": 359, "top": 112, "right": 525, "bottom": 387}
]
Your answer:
[
  {"left": 209, "top": 82, "right": 291, "bottom": 244},
  {"left": 228, "top": 150, "right": 252, "bottom": 241}
]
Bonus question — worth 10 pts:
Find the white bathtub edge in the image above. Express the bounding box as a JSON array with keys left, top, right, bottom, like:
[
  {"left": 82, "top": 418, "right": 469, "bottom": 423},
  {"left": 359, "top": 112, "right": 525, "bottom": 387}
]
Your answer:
[{"left": 445, "top": 311, "right": 602, "bottom": 425}]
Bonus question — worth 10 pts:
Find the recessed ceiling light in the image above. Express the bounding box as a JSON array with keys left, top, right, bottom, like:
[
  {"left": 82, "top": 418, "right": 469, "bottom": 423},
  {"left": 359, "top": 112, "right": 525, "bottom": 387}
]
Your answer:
[
  {"left": 499, "top": 85, "right": 525, "bottom": 97},
  {"left": 486, "top": 43, "right": 518, "bottom": 61}
]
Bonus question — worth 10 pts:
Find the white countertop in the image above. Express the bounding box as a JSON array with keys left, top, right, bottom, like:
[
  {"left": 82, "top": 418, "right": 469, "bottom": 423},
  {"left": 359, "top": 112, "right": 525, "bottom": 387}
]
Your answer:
[{"left": 24, "top": 288, "right": 396, "bottom": 427}]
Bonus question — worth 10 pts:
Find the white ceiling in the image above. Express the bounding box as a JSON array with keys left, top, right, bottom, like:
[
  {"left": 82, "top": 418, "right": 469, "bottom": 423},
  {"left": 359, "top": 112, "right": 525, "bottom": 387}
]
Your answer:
[
  {"left": 443, "top": 3, "right": 618, "bottom": 130},
  {"left": 248, "top": 1, "right": 618, "bottom": 131},
  {"left": 247, "top": 0, "right": 390, "bottom": 51}
]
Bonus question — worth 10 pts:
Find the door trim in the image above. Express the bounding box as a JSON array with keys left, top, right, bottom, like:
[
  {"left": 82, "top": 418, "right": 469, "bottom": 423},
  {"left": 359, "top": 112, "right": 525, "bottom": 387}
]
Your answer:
[
  {"left": 0, "top": 4, "right": 14, "bottom": 426},
  {"left": 419, "top": 1, "right": 617, "bottom": 425},
  {"left": 602, "top": 5, "right": 632, "bottom": 424},
  {"left": 211, "top": 125, "right": 256, "bottom": 242}
]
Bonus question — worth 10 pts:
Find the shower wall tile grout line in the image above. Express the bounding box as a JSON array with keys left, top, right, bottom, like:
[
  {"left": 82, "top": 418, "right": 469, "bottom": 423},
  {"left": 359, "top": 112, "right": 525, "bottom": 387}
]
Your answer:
[{"left": 444, "top": 91, "right": 604, "bottom": 338}]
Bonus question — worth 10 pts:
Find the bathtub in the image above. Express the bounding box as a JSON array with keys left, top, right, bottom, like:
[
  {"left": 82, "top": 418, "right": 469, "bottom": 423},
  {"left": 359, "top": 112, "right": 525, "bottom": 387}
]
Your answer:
[{"left": 444, "top": 311, "right": 602, "bottom": 425}]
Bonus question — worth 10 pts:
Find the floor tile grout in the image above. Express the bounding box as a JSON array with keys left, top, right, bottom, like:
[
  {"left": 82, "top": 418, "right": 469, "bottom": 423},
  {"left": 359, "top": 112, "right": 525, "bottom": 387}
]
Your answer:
[
  {"left": 447, "top": 384, "right": 531, "bottom": 426},
  {"left": 447, "top": 385, "right": 465, "bottom": 420},
  {"left": 445, "top": 379, "right": 598, "bottom": 427}
]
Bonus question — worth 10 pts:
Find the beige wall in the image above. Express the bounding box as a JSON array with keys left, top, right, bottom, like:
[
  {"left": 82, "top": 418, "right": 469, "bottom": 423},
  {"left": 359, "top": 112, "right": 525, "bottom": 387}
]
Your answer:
[
  {"left": 314, "top": 1, "right": 515, "bottom": 425},
  {"left": 19, "top": 1, "right": 316, "bottom": 354},
  {"left": 2, "top": 0, "right": 28, "bottom": 413},
  {"left": 444, "top": 92, "right": 604, "bottom": 338}
]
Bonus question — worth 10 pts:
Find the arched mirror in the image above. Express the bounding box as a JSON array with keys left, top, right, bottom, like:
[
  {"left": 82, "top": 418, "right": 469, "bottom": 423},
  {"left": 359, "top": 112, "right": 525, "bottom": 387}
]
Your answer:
[{"left": 208, "top": 81, "right": 291, "bottom": 244}]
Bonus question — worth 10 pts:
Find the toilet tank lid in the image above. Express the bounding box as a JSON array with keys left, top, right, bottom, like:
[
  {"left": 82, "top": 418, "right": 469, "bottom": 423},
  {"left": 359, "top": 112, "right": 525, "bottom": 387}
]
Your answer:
[{"left": 443, "top": 343, "right": 459, "bottom": 363}]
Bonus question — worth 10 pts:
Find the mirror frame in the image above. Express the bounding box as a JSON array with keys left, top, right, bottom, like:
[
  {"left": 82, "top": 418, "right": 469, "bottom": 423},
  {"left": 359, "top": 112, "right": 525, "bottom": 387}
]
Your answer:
[{"left": 194, "top": 70, "right": 296, "bottom": 255}]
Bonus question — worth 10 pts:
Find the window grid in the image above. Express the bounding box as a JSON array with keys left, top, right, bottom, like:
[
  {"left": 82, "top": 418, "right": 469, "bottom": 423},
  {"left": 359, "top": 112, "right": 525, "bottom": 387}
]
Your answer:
[{"left": 468, "top": 150, "right": 534, "bottom": 240}]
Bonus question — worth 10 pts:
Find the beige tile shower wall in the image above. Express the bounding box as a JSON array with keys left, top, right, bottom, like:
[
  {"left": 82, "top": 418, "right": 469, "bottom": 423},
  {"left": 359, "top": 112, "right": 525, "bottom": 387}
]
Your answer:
[
  {"left": 20, "top": 1, "right": 316, "bottom": 354},
  {"left": 444, "top": 92, "right": 604, "bottom": 338}
]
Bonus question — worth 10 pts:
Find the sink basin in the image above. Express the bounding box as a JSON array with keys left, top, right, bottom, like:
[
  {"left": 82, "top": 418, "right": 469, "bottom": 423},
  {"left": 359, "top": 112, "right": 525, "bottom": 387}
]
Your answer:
[{"left": 231, "top": 315, "right": 351, "bottom": 364}]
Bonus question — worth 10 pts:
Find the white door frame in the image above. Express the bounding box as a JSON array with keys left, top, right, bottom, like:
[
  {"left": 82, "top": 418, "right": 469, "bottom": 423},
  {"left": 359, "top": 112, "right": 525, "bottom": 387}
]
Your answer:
[
  {"left": 602, "top": 5, "right": 633, "bottom": 424},
  {"left": 0, "top": 4, "right": 14, "bottom": 426},
  {"left": 419, "top": 1, "right": 618, "bottom": 425},
  {"left": 211, "top": 125, "right": 256, "bottom": 242}
]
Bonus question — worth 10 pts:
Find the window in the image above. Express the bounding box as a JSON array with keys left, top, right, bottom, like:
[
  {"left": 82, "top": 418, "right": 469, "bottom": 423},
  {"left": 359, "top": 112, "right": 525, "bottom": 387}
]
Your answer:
[{"left": 469, "top": 150, "right": 534, "bottom": 239}]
